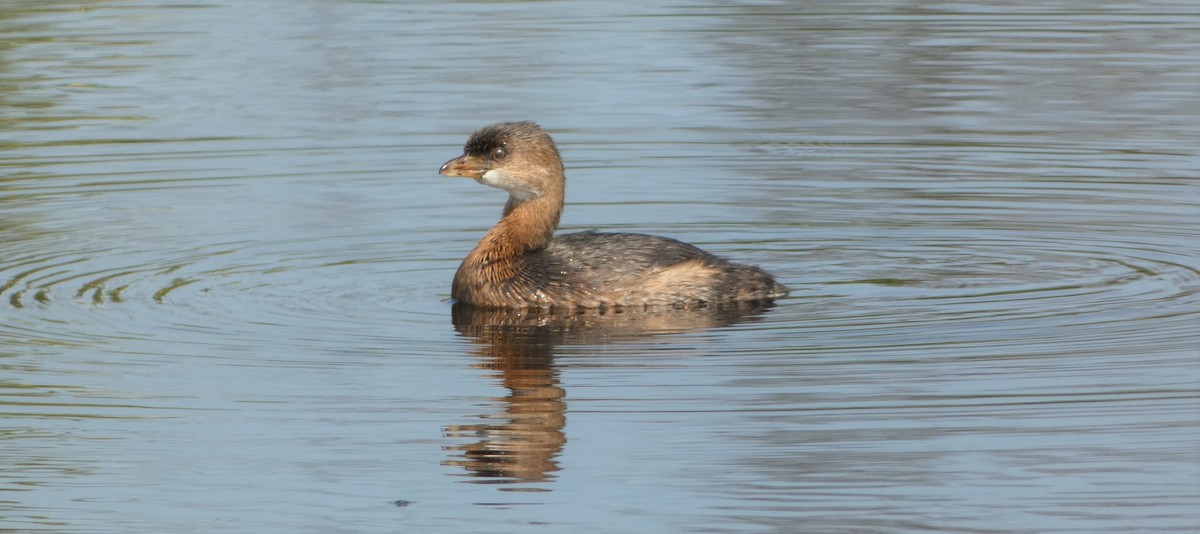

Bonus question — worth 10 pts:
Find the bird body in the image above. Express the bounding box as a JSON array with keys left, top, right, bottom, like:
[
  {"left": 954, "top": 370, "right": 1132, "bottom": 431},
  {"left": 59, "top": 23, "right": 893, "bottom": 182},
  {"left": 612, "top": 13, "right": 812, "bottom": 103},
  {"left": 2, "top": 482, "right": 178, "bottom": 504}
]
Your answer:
[{"left": 440, "top": 122, "right": 788, "bottom": 309}]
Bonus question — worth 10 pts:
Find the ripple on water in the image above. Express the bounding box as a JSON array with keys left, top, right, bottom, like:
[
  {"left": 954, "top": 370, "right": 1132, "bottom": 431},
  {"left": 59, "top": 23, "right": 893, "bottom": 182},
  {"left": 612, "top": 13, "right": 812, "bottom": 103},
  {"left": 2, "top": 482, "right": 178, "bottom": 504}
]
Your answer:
[
  {"left": 1, "top": 0, "right": 1197, "bottom": 531},
  {"left": 725, "top": 131, "right": 1200, "bottom": 365},
  {"left": 0, "top": 243, "right": 454, "bottom": 351},
  {"left": 0, "top": 129, "right": 468, "bottom": 352},
  {"left": 770, "top": 232, "right": 1199, "bottom": 356}
]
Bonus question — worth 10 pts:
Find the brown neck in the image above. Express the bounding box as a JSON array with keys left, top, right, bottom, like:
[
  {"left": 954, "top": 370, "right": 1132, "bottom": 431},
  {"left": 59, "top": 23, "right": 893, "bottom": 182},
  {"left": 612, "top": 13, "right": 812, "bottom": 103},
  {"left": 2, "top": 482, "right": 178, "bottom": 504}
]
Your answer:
[
  {"left": 470, "top": 190, "right": 563, "bottom": 264},
  {"left": 453, "top": 159, "right": 567, "bottom": 306}
]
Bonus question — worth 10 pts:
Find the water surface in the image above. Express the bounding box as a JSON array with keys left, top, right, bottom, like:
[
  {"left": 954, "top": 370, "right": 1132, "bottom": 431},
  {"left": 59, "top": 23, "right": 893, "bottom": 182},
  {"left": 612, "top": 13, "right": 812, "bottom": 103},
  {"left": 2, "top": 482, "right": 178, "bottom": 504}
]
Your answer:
[{"left": 2, "top": 1, "right": 1198, "bottom": 532}]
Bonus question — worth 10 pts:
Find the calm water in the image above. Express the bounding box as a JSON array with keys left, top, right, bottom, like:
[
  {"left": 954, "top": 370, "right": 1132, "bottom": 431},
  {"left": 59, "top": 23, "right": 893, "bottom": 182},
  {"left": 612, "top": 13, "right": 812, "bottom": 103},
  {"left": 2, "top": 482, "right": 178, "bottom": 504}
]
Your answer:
[{"left": 2, "top": 1, "right": 1198, "bottom": 532}]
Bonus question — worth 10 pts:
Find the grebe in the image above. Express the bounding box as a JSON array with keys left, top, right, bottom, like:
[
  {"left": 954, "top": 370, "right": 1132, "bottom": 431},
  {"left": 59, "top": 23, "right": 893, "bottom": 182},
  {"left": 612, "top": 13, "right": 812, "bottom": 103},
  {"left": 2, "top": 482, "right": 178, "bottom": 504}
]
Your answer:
[{"left": 440, "top": 122, "right": 788, "bottom": 308}]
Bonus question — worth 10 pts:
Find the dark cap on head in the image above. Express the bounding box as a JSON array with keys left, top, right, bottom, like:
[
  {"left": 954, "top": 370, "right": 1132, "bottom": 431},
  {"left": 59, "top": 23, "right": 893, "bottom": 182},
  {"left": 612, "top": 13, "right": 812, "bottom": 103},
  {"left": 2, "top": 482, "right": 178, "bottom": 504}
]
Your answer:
[{"left": 464, "top": 121, "right": 553, "bottom": 157}]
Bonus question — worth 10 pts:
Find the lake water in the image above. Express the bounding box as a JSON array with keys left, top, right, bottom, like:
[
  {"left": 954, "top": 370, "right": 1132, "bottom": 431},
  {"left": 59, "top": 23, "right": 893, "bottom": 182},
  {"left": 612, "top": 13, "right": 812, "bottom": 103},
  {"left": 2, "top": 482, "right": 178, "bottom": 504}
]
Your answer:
[{"left": 2, "top": 1, "right": 1198, "bottom": 532}]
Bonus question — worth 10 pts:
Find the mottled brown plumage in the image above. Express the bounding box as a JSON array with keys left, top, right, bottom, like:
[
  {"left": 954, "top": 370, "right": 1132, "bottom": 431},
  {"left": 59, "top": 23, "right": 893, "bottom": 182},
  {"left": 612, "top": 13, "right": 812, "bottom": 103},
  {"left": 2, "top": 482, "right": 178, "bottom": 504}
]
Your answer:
[{"left": 439, "top": 122, "right": 788, "bottom": 309}]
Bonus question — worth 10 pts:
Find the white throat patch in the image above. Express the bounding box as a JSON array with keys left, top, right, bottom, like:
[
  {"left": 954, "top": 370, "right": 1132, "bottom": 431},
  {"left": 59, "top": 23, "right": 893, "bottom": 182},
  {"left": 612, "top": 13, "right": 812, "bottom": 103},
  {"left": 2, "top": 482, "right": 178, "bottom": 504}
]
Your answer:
[{"left": 481, "top": 169, "right": 537, "bottom": 201}]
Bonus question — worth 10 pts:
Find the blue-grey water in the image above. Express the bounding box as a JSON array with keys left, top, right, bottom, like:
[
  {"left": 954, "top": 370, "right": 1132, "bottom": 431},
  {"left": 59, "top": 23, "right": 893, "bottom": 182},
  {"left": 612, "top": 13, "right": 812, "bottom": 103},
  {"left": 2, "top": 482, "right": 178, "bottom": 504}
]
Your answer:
[{"left": 2, "top": 1, "right": 1198, "bottom": 532}]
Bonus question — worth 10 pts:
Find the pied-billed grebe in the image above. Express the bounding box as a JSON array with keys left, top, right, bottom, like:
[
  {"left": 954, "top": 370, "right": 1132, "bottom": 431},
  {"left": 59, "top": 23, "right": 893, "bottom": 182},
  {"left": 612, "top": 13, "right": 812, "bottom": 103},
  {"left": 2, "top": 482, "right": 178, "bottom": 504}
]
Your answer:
[{"left": 440, "top": 121, "right": 789, "bottom": 308}]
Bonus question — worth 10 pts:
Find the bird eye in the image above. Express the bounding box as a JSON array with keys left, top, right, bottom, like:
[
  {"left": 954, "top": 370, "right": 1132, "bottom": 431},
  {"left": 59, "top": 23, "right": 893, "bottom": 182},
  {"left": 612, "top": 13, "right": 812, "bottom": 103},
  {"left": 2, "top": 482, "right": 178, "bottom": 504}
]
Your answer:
[{"left": 491, "top": 147, "right": 507, "bottom": 160}]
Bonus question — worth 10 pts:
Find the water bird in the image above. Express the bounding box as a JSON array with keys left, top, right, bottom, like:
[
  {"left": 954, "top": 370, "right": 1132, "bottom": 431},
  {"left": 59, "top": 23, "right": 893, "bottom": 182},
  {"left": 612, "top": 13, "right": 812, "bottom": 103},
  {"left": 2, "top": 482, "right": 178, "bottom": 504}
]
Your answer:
[{"left": 440, "top": 121, "right": 788, "bottom": 308}]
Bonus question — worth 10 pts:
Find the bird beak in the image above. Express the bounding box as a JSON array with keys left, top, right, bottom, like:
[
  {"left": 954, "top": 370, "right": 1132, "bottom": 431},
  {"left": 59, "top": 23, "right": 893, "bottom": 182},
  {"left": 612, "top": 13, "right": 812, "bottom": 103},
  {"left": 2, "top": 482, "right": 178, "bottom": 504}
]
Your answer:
[{"left": 439, "top": 154, "right": 487, "bottom": 179}]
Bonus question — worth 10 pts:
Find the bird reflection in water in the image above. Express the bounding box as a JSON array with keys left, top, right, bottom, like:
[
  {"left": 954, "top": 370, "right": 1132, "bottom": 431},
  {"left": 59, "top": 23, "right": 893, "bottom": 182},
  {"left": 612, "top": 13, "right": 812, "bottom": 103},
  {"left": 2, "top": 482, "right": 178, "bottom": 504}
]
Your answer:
[{"left": 444, "top": 301, "right": 776, "bottom": 486}]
